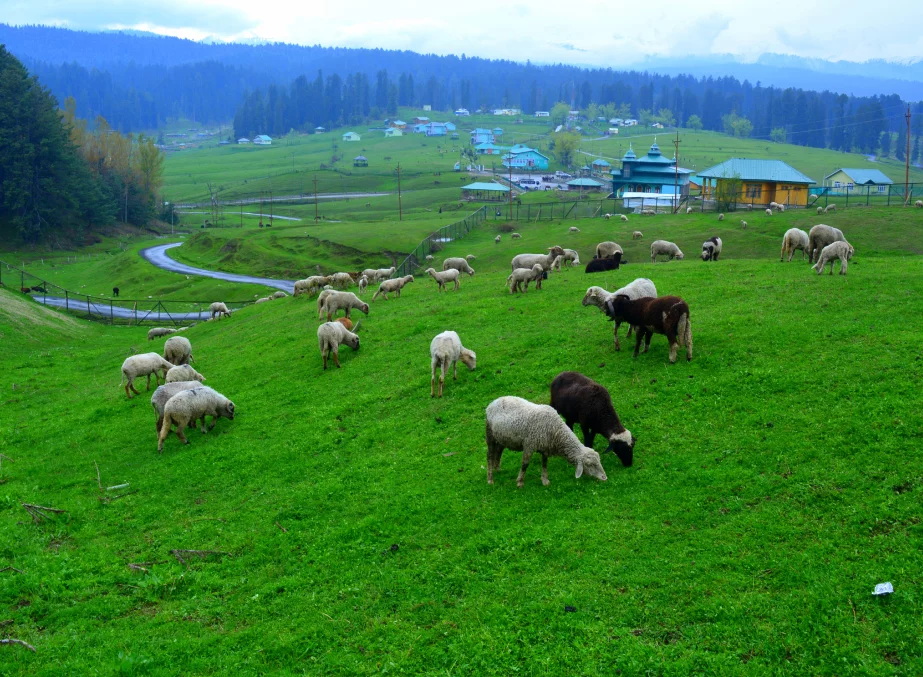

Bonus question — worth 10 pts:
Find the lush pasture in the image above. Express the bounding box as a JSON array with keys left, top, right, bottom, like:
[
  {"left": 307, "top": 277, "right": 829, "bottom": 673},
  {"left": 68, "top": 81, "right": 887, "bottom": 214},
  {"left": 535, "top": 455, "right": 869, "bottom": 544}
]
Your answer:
[{"left": 2, "top": 211, "right": 922, "bottom": 674}]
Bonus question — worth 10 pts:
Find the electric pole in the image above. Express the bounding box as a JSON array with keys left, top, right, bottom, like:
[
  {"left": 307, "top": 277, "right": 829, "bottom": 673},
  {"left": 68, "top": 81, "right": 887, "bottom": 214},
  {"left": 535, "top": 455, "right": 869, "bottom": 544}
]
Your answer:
[
  {"left": 905, "top": 105, "right": 911, "bottom": 205},
  {"left": 508, "top": 157, "right": 513, "bottom": 219},
  {"left": 313, "top": 175, "right": 319, "bottom": 222},
  {"left": 672, "top": 131, "right": 680, "bottom": 213},
  {"left": 397, "top": 163, "right": 403, "bottom": 221}
]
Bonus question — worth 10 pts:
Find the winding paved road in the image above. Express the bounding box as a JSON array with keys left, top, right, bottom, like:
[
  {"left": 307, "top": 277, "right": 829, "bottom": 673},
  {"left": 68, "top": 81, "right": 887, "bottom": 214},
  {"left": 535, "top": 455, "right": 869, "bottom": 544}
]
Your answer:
[
  {"left": 140, "top": 243, "right": 295, "bottom": 293},
  {"left": 36, "top": 296, "right": 213, "bottom": 321}
]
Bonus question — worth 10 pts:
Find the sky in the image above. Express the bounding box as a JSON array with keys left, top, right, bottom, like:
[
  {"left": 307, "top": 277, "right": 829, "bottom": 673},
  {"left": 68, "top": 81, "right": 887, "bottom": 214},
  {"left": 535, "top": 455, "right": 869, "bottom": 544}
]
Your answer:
[{"left": 6, "top": 0, "right": 923, "bottom": 66}]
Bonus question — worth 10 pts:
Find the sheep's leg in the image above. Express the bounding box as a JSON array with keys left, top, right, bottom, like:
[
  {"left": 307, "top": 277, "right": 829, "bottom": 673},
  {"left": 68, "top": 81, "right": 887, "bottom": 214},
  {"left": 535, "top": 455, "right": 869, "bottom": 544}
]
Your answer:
[
  {"left": 668, "top": 339, "right": 678, "bottom": 363},
  {"left": 643, "top": 332, "right": 652, "bottom": 354},
  {"left": 633, "top": 330, "right": 644, "bottom": 358},
  {"left": 516, "top": 451, "right": 533, "bottom": 488},
  {"left": 322, "top": 347, "right": 328, "bottom": 370},
  {"left": 146, "top": 373, "right": 152, "bottom": 391},
  {"left": 333, "top": 348, "right": 342, "bottom": 369},
  {"left": 175, "top": 421, "right": 189, "bottom": 445},
  {"left": 430, "top": 362, "right": 437, "bottom": 397},
  {"left": 583, "top": 428, "right": 596, "bottom": 449},
  {"left": 540, "top": 454, "right": 550, "bottom": 486},
  {"left": 157, "top": 417, "right": 171, "bottom": 453},
  {"left": 453, "top": 278, "right": 459, "bottom": 291},
  {"left": 453, "top": 359, "right": 458, "bottom": 381},
  {"left": 155, "top": 415, "right": 164, "bottom": 434},
  {"left": 206, "top": 415, "right": 216, "bottom": 432},
  {"left": 438, "top": 357, "right": 448, "bottom": 397},
  {"left": 840, "top": 258, "right": 848, "bottom": 275},
  {"left": 613, "top": 321, "right": 621, "bottom": 351}
]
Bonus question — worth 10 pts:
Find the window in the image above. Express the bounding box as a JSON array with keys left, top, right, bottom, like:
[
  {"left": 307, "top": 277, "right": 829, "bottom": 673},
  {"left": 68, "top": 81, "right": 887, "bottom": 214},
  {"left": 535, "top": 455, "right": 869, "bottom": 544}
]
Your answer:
[
  {"left": 877, "top": 185, "right": 887, "bottom": 193},
  {"left": 745, "top": 184, "right": 762, "bottom": 199},
  {"left": 847, "top": 183, "right": 854, "bottom": 191},
  {"left": 834, "top": 181, "right": 841, "bottom": 188},
  {"left": 622, "top": 167, "right": 631, "bottom": 178}
]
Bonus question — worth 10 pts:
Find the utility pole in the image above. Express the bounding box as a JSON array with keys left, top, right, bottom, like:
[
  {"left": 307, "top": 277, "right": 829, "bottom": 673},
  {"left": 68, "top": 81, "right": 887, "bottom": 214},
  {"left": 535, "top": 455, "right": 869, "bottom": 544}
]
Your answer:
[
  {"left": 672, "top": 131, "right": 680, "bottom": 213},
  {"left": 313, "top": 175, "right": 319, "bottom": 222},
  {"left": 508, "top": 156, "right": 513, "bottom": 219},
  {"left": 905, "top": 105, "right": 911, "bottom": 205},
  {"left": 397, "top": 163, "right": 403, "bottom": 221}
]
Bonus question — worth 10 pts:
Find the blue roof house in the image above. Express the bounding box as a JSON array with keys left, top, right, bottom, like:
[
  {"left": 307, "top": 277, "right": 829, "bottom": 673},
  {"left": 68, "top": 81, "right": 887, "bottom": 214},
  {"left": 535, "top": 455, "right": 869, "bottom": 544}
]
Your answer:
[
  {"left": 501, "top": 146, "right": 550, "bottom": 171},
  {"left": 470, "top": 128, "right": 495, "bottom": 145}
]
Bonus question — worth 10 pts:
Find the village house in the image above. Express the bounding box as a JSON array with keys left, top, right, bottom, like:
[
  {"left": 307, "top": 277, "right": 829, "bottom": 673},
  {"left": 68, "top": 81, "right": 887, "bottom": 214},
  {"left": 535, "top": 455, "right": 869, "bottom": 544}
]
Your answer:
[
  {"left": 823, "top": 168, "right": 893, "bottom": 194},
  {"left": 253, "top": 135, "right": 272, "bottom": 145},
  {"left": 342, "top": 131, "right": 361, "bottom": 142},
  {"left": 470, "top": 128, "right": 495, "bottom": 145},
  {"left": 610, "top": 141, "right": 692, "bottom": 197},
  {"left": 699, "top": 158, "right": 815, "bottom": 207},
  {"left": 237, "top": 137, "right": 251, "bottom": 144},
  {"left": 501, "top": 145, "right": 550, "bottom": 171},
  {"left": 384, "top": 127, "right": 403, "bottom": 137},
  {"left": 534, "top": 111, "right": 550, "bottom": 118}
]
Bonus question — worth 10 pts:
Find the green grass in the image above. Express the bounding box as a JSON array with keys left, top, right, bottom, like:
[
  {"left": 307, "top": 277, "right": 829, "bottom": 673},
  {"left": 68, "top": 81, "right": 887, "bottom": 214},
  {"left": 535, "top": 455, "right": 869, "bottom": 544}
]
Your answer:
[{"left": 2, "top": 210, "right": 922, "bottom": 674}]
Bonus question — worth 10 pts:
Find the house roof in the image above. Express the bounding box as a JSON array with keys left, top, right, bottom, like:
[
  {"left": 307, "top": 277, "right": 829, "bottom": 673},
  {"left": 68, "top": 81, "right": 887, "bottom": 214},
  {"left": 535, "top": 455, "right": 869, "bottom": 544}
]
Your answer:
[
  {"left": 824, "top": 168, "right": 893, "bottom": 185},
  {"left": 475, "top": 143, "right": 502, "bottom": 150},
  {"left": 698, "top": 158, "right": 815, "bottom": 184},
  {"left": 415, "top": 116, "right": 430, "bottom": 121},
  {"left": 567, "top": 178, "right": 605, "bottom": 187},
  {"left": 591, "top": 159, "right": 611, "bottom": 166},
  {"left": 471, "top": 128, "right": 492, "bottom": 134},
  {"left": 254, "top": 135, "right": 272, "bottom": 141},
  {"left": 462, "top": 182, "right": 510, "bottom": 192},
  {"left": 343, "top": 131, "right": 359, "bottom": 137},
  {"left": 392, "top": 120, "right": 406, "bottom": 125},
  {"left": 505, "top": 147, "right": 549, "bottom": 159},
  {"left": 354, "top": 156, "right": 367, "bottom": 161}
]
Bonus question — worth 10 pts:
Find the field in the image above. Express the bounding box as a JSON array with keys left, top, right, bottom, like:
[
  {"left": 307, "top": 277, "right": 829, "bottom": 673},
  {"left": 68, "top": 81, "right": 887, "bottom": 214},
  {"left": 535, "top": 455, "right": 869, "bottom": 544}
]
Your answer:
[{"left": 2, "top": 206, "right": 923, "bottom": 675}]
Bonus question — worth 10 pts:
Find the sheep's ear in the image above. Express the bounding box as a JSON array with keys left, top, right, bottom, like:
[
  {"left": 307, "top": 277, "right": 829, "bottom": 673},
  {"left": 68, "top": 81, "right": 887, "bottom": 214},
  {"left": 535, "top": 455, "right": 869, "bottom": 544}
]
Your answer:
[
  {"left": 352, "top": 321, "right": 362, "bottom": 333},
  {"left": 575, "top": 460, "right": 584, "bottom": 478}
]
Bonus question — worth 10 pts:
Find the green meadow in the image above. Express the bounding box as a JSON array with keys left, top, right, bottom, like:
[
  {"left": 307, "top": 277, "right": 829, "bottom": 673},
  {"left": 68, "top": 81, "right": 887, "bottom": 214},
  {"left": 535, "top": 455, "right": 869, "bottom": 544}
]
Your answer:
[{"left": 2, "top": 203, "right": 923, "bottom": 674}]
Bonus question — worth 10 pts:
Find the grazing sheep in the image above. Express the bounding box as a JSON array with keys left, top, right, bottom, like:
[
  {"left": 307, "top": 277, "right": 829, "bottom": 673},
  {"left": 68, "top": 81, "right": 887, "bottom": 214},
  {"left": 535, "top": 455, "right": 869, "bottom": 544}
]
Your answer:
[
  {"left": 746, "top": 204, "right": 754, "bottom": 211},
  {"left": 550, "top": 371, "right": 635, "bottom": 467},
  {"left": 320, "top": 291, "right": 370, "bottom": 321},
  {"left": 650, "top": 240, "right": 684, "bottom": 263},
  {"left": 330, "top": 272, "right": 354, "bottom": 289},
  {"left": 209, "top": 302, "right": 231, "bottom": 320},
  {"left": 485, "top": 396, "right": 608, "bottom": 487},
  {"left": 442, "top": 257, "right": 476, "bottom": 276},
  {"left": 569, "top": 226, "right": 580, "bottom": 233},
  {"left": 164, "top": 336, "right": 194, "bottom": 366},
  {"left": 151, "top": 381, "right": 201, "bottom": 434},
  {"left": 495, "top": 235, "right": 501, "bottom": 243},
  {"left": 271, "top": 291, "right": 288, "bottom": 300},
  {"left": 765, "top": 209, "right": 773, "bottom": 216},
  {"left": 429, "top": 330, "right": 476, "bottom": 398},
  {"left": 361, "top": 267, "right": 396, "bottom": 282},
  {"left": 813, "top": 241, "right": 854, "bottom": 276},
  {"left": 632, "top": 231, "right": 643, "bottom": 239},
  {"left": 817, "top": 206, "right": 824, "bottom": 215},
  {"left": 317, "top": 321, "right": 360, "bottom": 369},
  {"left": 372, "top": 275, "right": 414, "bottom": 300},
  {"left": 511, "top": 233, "right": 522, "bottom": 239},
  {"left": 596, "top": 278, "right": 658, "bottom": 350},
  {"left": 550, "top": 255, "right": 564, "bottom": 272},
  {"left": 640, "top": 209, "right": 656, "bottom": 216},
  {"left": 294, "top": 276, "right": 331, "bottom": 297},
  {"left": 595, "top": 241, "right": 623, "bottom": 259},
  {"left": 147, "top": 327, "right": 176, "bottom": 341},
  {"left": 466, "top": 255, "right": 477, "bottom": 262},
  {"left": 603, "top": 213, "right": 611, "bottom": 220},
  {"left": 426, "top": 267, "right": 461, "bottom": 292},
  {"left": 157, "top": 386, "right": 236, "bottom": 452},
  {"left": 779, "top": 204, "right": 786, "bottom": 212},
  {"left": 255, "top": 297, "right": 271, "bottom": 304},
  {"left": 780, "top": 228, "right": 810, "bottom": 262},
  {"left": 510, "top": 246, "right": 565, "bottom": 272},
  {"left": 121, "top": 353, "right": 174, "bottom": 398},
  {"left": 718, "top": 213, "right": 725, "bottom": 221},
  {"left": 563, "top": 249, "right": 580, "bottom": 267},
  {"left": 112, "top": 287, "right": 120, "bottom": 297},
  {"left": 620, "top": 214, "right": 629, "bottom": 222},
  {"left": 358, "top": 275, "right": 369, "bottom": 294},
  {"left": 825, "top": 204, "right": 836, "bottom": 213},
  {"left": 808, "top": 224, "right": 846, "bottom": 263},
  {"left": 701, "top": 237, "right": 722, "bottom": 262},
  {"left": 584, "top": 253, "right": 623, "bottom": 273},
  {"left": 686, "top": 207, "right": 693, "bottom": 214},
  {"left": 165, "top": 364, "right": 205, "bottom": 384},
  {"left": 507, "top": 264, "right": 544, "bottom": 293},
  {"left": 609, "top": 295, "right": 693, "bottom": 363},
  {"left": 915, "top": 200, "right": 923, "bottom": 208},
  {"left": 425, "top": 255, "right": 434, "bottom": 262}
]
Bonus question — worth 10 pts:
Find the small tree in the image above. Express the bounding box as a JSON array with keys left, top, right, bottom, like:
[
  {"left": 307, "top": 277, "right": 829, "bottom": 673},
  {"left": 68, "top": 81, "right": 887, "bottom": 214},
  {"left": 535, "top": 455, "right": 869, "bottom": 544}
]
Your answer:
[
  {"left": 685, "top": 115, "right": 703, "bottom": 131},
  {"left": 722, "top": 112, "right": 753, "bottom": 138},
  {"left": 879, "top": 131, "right": 891, "bottom": 158},
  {"left": 554, "top": 132, "right": 580, "bottom": 167},
  {"left": 657, "top": 108, "right": 676, "bottom": 127},
  {"left": 770, "top": 127, "right": 787, "bottom": 143},
  {"left": 714, "top": 172, "right": 742, "bottom": 212},
  {"left": 550, "top": 102, "right": 570, "bottom": 126},
  {"left": 639, "top": 109, "right": 655, "bottom": 126}
]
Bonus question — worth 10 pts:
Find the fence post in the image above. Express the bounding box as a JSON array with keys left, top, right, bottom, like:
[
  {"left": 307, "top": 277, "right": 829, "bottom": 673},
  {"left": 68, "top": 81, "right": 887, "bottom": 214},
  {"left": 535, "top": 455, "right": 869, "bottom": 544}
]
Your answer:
[
  {"left": 65, "top": 290, "right": 69, "bottom": 311},
  {"left": 887, "top": 186, "right": 891, "bottom": 206},
  {"left": 87, "top": 295, "right": 91, "bottom": 318},
  {"left": 110, "top": 301, "right": 114, "bottom": 324}
]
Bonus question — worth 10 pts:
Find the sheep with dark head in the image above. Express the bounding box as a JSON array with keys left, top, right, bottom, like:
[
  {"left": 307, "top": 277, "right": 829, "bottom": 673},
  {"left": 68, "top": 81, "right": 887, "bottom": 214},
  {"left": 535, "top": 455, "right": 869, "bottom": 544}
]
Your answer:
[
  {"left": 609, "top": 295, "right": 693, "bottom": 363},
  {"left": 701, "top": 237, "right": 722, "bottom": 261}
]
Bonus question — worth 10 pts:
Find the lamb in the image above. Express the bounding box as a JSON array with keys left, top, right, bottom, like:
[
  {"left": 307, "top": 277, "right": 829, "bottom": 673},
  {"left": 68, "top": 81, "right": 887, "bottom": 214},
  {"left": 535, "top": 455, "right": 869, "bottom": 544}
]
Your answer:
[
  {"left": 165, "top": 364, "right": 205, "bottom": 384},
  {"left": 510, "top": 246, "right": 565, "bottom": 272},
  {"left": 915, "top": 200, "right": 923, "bottom": 208},
  {"left": 650, "top": 240, "right": 684, "bottom": 262},
  {"left": 425, "top": 255, "right": 434, "bottom": 262},
  {"left": 686, "top": 207, "right": 693, "bottom": 214},
  {"left": 584, "top": 252, "right": 622, "bottom": 273},
  {"left": 598, "top": 277, "right": 658, "bottom": 350},
  {"left": 465, "top": 255, "right": 477, "bottom": 262},
  {"left": 150, "top": 381, "right": 202, "bottom": 434},
  {"left": 562, "top": 249, "right": 580, "bottom": 267},
  {"left": 209, "top": 302, "right": 231, "bottom": 320},
  {"left": 485, "top": 396, "right": 608, "bottom": 487},
  {"left": 620, "top": 214, "right": 629, "bottom": 222},
  {"left": 425, "top": 267, "right": 461, "bottom": 292},
  {"left": 825, "top": 204, "right": 836, "bottom": 213},
  {"left": 510, "top": 233, "right": 522, "bottom": 239},
  {"left": 495, "top": 235, "right": 501, "bottom": 243},
  {"left": 317, "top": 321, "right": 360, "bottom": 369},
  {"left": 319, "top": 291, "right": 370, "bottom": 321},
  {"left": 442, "top": 257, "right": 476, "bottom": 276},
  {"left": 316, "top": 289, "right": 333, "bottom": 319},
  {"left": 632, "top": 231, "right": 643, "bottom": 239},
  {"left": 330, "top": 272, "right": 354, "bottom": 289},
  {"left": 765, "top": 209, "right": 773, "bottom": 216},
  {"left": 569, "top": 226, "right": 580, "bottom": 233},
  {"left": 147, "top": 327, "right": 176, "bottom": 341},
  {"left": 550, "top": 255, "right": 563, "bottom": 272},
  {"left": 603, "top": 213, "right": 611, "bottom": 219},
  {"left": 507, "top": 264, "right": 544, "bottom": 293},
  {"left": 255, "top": 297, "right": 271, "bottom": 303},
  {"left": 718, "top": 213, "right": 724, "bottom": 221},
  {"left": 595, "top": 241, "right": 623, "bottom": 259},
  {"left": 640, "top": 209, "right": 656, "bottom": 216},
  {"left": 780, "top": 228, "right": 810, "bottom": 262},
  {"left": 740, "top": 220, "right": 748, "bottom": 229},
  {"left": 358, "top": 275, "right": 369, "bottom": 294},
  {"left": 372, "top": 275, "right": 414, "bottom": 300},
  {"left": 608, "top": 295, "right": 693, "bottom": 363},
  {"left": 271, "top": 291, "right": 288, "bottom": 300},
  {"left": 334, "top": 317, "right": 359, "bottom": 331},
  {"left": 817, "top": 206, "right": 824, "bottom": 215},
  {"left": 163, "top": 336, "right": 194, "bottom": 366},
  {"left": 701, "top": 236, "right": 722, "bottom": 261},
  {"left": 813, "top": 241, "right": 854, "bottom": 276},
  {"left": 808, "top": 224, "right": 846, "bottom": 263},
  {"left": 429, "top": 330, "right": 476, "bottom": 397},
  {"left": 550, "top": 371, "right": 635, "bottom": 467},
  {"left": 121, "top": 353, "right": 174, "bottom": 398},
  {"left": 157, "top": 386, "right": 235, "bottom": 452}
]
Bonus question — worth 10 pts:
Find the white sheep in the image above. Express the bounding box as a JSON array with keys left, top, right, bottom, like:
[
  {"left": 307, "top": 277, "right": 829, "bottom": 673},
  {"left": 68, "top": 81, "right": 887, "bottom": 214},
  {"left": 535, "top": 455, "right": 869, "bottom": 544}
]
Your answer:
[
  {"left": 640, "top": 209, "right": 656, "bottom": 216},
  {"left": 584, "top": 278, "right": 657, "bottom": 350},
  {"left": 255, "top": 297, "right": 271, "bottom": 304},
  {"left": 511, "top": 246, "right": 565, "bottom": 272},
  {"left": 164, "top": 336, "right": 194, "bottom": 366},
  {"left": 718, "top": 213, "right": 724, "bottom": 221},
  {"left": 595, "top": 241, "right": 623, "bottom": 259},
  {"left": 562, "top": 249, "right": 580, "bottom": 267},
  {"left": 915, "top": 200, "right": 923, "bottom": 208},
  {"left": 632, "top": 231, "right": 643, "bottom": 239},
  {"left": 603, "top": 213, "right": 611, "bottom": 219},
  {"left": 779, "top": 204, "right": 786, "bottom": 212},
  {"left": 511, "top": 233, "right": 522, "bottom": 239},
  {"left": 567, "top": 226, "right": 578, "bottom": 233},
  {"left": 357, "top": 275, "right": 369, "bottom": 294},
  {"left": 209, "top": 302, "right": 230, "bottom": 320},
  {"left": 620, "top": 214, "right": 629, "bottom": 222},
  {"left": 317, "top": 321, "right": 360, "bottom": 369},
  {"left": 425, "top": 267, "right": 460, "bottom": 292},
  {"left": 813, "top": 241, "right": 854, "bottom": 275},
  {"left": 425, "top": 255, "right": 434, "bottom": 262},
  {"left": 507, "top": 264, "right": 544, "bottom": 293},
  {"left": 157, "top": 386, "right": 235, "bottom": 452},
  {"left": 271, "top": 291, "right": 288, "bottom": 300},
  {"left": 330, "top": 272, "right": 354, "bottom": 289},
  {"left": 429, "top": 330, "right": 476, "bottom": 398},
  {"left": 485, "top": 396, "right": 608, "bottom": 487},
  {"left": 550, "top": 255, "right": 563, "bottom": 272},
  {"left": 372, "top": 275, "right": 414, "bottom": 300},
  {"left": 121, "top": 353, "right": 174, "bottom": 398},
  {"left": 361, "top": 267, "right": 396, "bottom": 282},
  {"left": 650, "top": 240, "right": 684, "bottom": 262},
  {"left": 319, "top": 291, "right": 370, "bottom": 321},
  {"left": 165, "top": 364, "right": 205, "bottom": 384},
  {"left": 825, "top": 204, "right": 836, "bottom": 213},
  {"left": 808, "top": 224, "right": 846, "bottom": 263},
  {"left": 817, "top": 206, "right": 824, "bottom": 215},
  {"left": 495, "top": 235, "right": 501, "bottom": 243},
  {"left": 442, "top": 257, "right": 476, "bottom": 276},
  {"left": 294, "top": 276, "right": 330, "bottom": 297},
  {"left": 466, "top": 255, "right": 476, "bottom": 262},
  {"left": 147, "top": 327, "right": 176, "bottom": 341},
  {"left": 765, "top": 209, "right": 773, "bottom": 216},
  {"left": 150, "top": 381, "right": 202, "bottom": 433},
  {"left": 780, "top": 228, "right": 809, "bottom": 262},
  {"left": 740, "top": 220, "right": 748, "bottom": 229}
]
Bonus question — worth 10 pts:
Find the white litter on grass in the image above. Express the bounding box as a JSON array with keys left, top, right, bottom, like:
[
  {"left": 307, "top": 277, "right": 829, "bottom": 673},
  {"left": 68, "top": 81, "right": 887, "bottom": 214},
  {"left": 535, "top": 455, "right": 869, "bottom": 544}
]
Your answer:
[{"left": 872, "top": 582, "right": 893, "bottom": 596}]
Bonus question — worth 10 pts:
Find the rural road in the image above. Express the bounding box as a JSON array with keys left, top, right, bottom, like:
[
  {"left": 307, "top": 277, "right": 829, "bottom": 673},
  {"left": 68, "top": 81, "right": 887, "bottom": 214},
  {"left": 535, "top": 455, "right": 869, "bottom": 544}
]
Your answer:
[
  {"left": 36, "top": 296, "right": 213, "bottom": 321},
  {"left": 174, "top": 192, "right": 390, "bottom": 209},
  {"left": 140, "top": 243, "right": 296, "bottom": 293}
]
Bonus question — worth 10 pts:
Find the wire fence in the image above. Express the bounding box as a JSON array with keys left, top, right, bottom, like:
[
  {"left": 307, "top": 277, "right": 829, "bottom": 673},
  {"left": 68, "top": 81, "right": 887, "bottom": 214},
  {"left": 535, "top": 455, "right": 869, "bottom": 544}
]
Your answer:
[
  {"left": 0, "top": 259, "right": 252, "bottom": 326},
  {"left": 697, "top": 182, "right": 920, "bottom": 211},
  {"left": 396, "top": 207, "right": 488, "bottom": 277},
  {"left": 486, "top": 198, "right": 627, "bottom": 221}
]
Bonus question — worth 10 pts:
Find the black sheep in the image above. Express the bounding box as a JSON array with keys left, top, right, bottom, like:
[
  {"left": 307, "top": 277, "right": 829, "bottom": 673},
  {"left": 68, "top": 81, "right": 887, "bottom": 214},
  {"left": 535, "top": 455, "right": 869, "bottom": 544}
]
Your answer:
[
  {"left": 550, "top": 371, "right": 635, "bottom": 467},
  {"left": 112, "top": 287, "right": 120, "bottom": 297},
  {"left": 610, "top": 295, "right": 693, "bottom": 363},
  {"left": 584, "top": 251, "right": 622, "bottom": 273}
]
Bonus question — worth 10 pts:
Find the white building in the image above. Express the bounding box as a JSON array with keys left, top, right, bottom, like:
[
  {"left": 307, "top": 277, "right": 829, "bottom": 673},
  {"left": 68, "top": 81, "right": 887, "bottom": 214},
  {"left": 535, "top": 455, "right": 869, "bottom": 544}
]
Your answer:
[
  {"left": 455, "top": 108, "right": 470, "bottom": 116},
  {"left": 534, "top": 111, "right": 550, "bottom": 117},
  {"left": 253, "top": 134, "right": 273, "bottom": 145}
]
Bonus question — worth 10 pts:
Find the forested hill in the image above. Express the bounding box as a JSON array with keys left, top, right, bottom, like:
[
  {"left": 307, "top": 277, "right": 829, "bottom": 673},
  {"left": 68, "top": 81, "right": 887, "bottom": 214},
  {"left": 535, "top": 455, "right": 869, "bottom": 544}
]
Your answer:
[{"left": 2, "top": 23, "right": 921, "bottom": 158}]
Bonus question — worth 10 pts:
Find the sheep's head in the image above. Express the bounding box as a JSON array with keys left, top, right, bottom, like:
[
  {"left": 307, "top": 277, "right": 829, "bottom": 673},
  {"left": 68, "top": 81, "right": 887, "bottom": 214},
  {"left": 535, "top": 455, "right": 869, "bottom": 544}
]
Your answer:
[
  {"left": 222, "top": 400, "right": 236, "bottom": 420},
  {"left": 575, "top": 448, "right": 607, "bottom": 482},
  {"left": 404, "top": 275, "right": 414, "bottom": 284},
  {"left": 466, "top": 255, "right": 476, "bottom": 261},
  {"left": 606, "top": 430, "right": 635, "bottom": 467},
  {"left": 346, "top": 333, "right": 360, "bottom": 351},
  {"left": 674, "top": 251, "right": 685, "bottom": 260},
  {"left": 425, "top": 268, "right": 437, "bottom": 276},
  {"left": 459, "top": 348, "right": 476, "bottom": 371},
  {"left": 467, "top": 267, "right": 475, "bottom": 276},
  {"left": 546, "top": 245, "right": 565, "bottom": 258},
  {"left": 846, "top": 244, "right": 855, "bottom": 260},
  {"left": 359, "top": 303, "right": 370, "bottom": 316},
  {"left": 194, "top": 372, "right": 206, "bottom": 383},
  {"left": 582, "top": 286, "right": 604, "bottom": 307}
]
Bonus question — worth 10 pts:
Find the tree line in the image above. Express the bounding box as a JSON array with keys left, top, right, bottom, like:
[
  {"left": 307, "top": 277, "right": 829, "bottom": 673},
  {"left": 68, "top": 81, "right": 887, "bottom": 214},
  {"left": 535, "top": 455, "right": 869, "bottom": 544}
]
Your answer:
[{"left": 0, "top": 47, "right": 164, "bottom": 242}]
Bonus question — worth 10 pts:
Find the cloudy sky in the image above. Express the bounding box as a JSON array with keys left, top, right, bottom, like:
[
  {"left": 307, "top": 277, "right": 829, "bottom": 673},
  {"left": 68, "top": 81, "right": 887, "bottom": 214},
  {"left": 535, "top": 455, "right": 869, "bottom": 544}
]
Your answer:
[{"left": 6, "top": 0, "right": 923, "bottom": 65}]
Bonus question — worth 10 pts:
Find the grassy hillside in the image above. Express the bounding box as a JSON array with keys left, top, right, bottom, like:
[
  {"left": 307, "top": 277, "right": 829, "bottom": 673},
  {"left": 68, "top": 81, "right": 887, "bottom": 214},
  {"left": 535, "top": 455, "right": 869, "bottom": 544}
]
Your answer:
[{"left": 2, "top": 215, "right": 922, "bottom": 674}]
